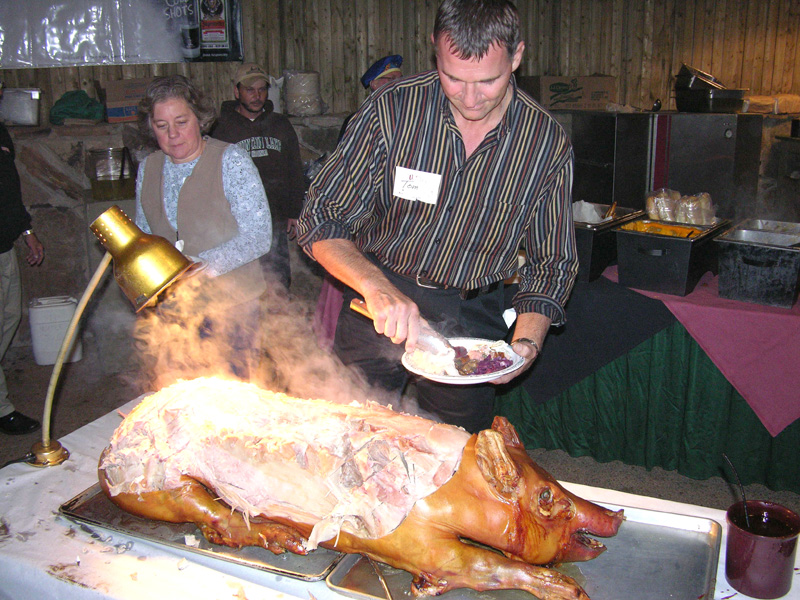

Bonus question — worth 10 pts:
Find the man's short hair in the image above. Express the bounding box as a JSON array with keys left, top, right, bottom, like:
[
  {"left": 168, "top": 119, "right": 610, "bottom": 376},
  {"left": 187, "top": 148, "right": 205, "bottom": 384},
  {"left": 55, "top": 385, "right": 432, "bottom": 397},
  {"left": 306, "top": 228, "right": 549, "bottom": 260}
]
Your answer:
[{"left": 433, "top": 0, "right": 520, "bottom": 59}]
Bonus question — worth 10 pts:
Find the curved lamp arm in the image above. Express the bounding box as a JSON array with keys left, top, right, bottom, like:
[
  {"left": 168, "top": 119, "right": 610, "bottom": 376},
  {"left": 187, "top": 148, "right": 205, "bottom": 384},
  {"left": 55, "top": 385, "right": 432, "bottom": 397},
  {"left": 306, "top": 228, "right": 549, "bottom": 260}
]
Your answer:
[{"left": 30, "top": 252, "right": 113, "bottom": 467}]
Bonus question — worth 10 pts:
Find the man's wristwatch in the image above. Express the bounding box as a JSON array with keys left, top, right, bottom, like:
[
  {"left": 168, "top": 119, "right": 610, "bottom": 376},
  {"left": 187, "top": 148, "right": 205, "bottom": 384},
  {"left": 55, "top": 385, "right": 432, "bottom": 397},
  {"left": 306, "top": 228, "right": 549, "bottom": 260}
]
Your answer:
[
  {"left": 22, "top": 229, "right": 34, "bottom": 237},
  {"left": 511, "top": 337, "right": 540, "bottom": 353}
]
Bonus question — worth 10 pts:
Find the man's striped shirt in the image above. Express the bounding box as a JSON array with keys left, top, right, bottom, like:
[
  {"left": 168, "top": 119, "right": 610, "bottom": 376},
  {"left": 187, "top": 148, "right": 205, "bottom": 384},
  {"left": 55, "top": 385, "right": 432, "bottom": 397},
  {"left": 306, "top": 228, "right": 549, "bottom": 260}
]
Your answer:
[{"left": 297, "top": 70, "right": 578, "bottom": 325}]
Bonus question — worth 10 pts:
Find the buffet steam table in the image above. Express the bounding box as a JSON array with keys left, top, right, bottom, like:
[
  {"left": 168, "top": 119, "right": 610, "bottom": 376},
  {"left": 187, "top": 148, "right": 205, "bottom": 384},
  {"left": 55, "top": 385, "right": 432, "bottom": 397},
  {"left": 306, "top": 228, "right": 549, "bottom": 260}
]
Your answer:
[
  {"left": 1, "top": 399, "right": 797, "bottom": 600},
  {"left": 496, "top": 267, "right": 800, "bottom": 494}
]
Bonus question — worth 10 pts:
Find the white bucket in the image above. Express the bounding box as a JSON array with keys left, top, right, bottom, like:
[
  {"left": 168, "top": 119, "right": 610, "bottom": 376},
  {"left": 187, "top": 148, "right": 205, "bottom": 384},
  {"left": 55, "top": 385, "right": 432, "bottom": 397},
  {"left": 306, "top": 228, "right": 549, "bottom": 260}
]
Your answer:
[{"left": 29, "top": 296, "right": 83, "bottom": 366}]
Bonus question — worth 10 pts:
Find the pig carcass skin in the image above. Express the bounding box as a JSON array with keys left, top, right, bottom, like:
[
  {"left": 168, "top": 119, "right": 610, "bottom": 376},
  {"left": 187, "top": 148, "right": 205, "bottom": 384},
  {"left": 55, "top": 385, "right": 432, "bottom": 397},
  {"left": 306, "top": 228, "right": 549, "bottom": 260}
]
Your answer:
[{"left": 98, "top": 378, "right": 623, "bottom": 600}]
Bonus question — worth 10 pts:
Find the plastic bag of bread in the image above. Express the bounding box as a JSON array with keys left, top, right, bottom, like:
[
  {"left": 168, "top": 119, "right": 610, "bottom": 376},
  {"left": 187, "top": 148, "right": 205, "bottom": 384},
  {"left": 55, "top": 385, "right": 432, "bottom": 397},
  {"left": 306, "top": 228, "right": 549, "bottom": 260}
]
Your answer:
[
  {"left": 675, "top": 192, "right": 715, "bottom": 225},
  {"left": 646, "top": 188, "right": 681, "bottom": 221}
]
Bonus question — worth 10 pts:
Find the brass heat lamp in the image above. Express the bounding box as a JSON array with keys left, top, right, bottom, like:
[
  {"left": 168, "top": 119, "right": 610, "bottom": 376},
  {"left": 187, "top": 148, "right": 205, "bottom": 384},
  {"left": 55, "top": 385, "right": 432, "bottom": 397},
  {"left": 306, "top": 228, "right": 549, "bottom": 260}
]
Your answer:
[{"left": 29, "top": 205, "right": 196, "bottom": 467}]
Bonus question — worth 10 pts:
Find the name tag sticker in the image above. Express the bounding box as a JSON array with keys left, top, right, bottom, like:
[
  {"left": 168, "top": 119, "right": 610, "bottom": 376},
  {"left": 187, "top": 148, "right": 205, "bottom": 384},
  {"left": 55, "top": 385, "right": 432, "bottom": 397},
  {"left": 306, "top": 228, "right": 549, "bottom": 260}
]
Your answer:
[{"left": 393, "top": 167, "right": 442, "bottom": 205}]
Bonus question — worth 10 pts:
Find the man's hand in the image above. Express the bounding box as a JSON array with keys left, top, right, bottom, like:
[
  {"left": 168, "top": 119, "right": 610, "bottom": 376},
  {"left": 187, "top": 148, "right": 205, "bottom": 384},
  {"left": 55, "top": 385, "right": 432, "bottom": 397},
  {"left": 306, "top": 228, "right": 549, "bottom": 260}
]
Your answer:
[
  {"left": 491, "top": 312, "right": 550, "bottom": 385},
  {"left": 361, "top": 284, "right": 423, "bottom": 349},
  {"left": 311, "top": 238, "right": 424, "bottom": 349},
  {"left": 24, "top": 232, "right": 44, "bottom": 266}
]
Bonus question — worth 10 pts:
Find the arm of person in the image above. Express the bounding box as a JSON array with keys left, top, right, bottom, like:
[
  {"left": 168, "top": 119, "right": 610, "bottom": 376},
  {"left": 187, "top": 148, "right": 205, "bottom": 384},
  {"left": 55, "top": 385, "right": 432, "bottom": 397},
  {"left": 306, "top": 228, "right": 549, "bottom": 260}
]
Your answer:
[
  {"left": 492, "top": 156, "right": 577, "bottom": 384},
  {"left": 311, "top": 238, "right": 424, "bottom": 350},
  {"left": 490, "top": 311, "right": 551, "bottom": 385},
  {"left": 199, "top": 145, "right": 272, "bottom": 277},
  {"left": 22, "top": 231, "right": 44, "bottom": 266}
]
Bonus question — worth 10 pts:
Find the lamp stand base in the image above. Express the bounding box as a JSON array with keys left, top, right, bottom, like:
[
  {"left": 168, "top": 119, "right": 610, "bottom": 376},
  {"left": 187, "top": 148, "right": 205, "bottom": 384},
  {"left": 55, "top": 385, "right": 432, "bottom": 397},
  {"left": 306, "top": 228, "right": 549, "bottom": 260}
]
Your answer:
[{"left": 29, "top": 440, "right": 70, "bottom": 467}]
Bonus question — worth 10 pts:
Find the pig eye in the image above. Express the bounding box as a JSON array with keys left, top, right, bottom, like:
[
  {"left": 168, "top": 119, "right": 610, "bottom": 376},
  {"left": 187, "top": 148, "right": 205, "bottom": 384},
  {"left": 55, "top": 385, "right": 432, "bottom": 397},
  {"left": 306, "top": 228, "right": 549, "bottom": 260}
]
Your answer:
[{"left": 539, "top": 487, "right": 553, "bottom": 505}]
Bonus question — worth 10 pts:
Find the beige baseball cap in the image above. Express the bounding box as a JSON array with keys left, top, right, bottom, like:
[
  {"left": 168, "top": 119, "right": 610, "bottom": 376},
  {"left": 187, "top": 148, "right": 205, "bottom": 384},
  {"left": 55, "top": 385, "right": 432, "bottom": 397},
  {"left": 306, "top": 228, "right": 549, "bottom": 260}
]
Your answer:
[{"left": 234, "top": 63, "right": 268, "bottom": 86}]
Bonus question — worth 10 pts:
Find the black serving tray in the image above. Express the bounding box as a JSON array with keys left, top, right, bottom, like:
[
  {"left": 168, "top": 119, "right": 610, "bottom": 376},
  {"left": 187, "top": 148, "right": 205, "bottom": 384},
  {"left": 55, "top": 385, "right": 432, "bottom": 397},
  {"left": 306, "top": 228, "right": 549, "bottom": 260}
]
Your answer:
[
  {"left": 615, "top": 218, "right": 729, "bottom": 296},
  {"left": 716, "top": 219, "right": 800, "bottom": 308},
  {"left": 675, "top": 88, "right": 746, "bottom": 113},
  {"left": 574, "top": 203, "right": 645, "bottom": 281}
]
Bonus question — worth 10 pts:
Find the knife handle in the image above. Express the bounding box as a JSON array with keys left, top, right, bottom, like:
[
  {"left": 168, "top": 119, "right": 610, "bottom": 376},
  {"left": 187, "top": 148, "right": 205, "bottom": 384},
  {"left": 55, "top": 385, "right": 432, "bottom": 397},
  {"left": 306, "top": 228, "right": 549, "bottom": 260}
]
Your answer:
[{"left": 349, "top": 298, "right": 372, "bottom": 320}]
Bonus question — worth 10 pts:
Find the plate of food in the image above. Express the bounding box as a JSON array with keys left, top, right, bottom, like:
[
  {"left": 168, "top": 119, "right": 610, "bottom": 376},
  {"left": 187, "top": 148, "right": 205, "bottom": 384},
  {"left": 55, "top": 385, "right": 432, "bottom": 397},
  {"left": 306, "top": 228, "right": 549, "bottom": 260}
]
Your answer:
[{"left": 402, "top": 338, "right": 524, "bottom": 385}]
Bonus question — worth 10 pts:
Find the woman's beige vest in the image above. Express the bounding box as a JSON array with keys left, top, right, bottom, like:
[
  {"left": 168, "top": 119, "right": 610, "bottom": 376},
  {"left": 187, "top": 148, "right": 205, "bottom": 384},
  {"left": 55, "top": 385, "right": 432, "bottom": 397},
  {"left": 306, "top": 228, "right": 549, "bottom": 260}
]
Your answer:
[{"left": 140, "top": 138, "right": 266, "bottom": 303}]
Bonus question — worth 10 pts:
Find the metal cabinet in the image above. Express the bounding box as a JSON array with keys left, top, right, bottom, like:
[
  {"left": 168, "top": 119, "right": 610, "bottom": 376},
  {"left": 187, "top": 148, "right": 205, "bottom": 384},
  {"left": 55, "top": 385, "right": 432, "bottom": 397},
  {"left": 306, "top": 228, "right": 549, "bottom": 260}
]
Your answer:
[{"left": 552, "top": 110, "right": 763, "bottom": 220}]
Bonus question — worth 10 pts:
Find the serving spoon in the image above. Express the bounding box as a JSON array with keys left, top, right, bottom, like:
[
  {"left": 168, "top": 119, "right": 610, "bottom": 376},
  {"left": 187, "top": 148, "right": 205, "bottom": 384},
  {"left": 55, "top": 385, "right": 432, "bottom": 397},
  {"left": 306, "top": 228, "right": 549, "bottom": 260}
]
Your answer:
[
  {"left": 348, "top": 298, "right": 477, "bottom": 375},
  {"left": 348, "top": 298, "right": 454, "bottom": 355}
]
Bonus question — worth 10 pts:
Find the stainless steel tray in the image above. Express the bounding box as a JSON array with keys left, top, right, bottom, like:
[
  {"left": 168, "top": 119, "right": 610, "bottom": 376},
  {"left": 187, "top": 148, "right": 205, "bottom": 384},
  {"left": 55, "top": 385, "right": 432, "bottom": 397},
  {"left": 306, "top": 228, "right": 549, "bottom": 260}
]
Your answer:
[
  {"left": 717, "top": 218, "right": 800, "bottom": 249},
  {"left": 573, "top": 203, "right": 645, "bottom": 233},
  {"left": 59, "top": 483, "right": 344, "bottom": 581},
  {"left": 326, "top": 504, "right": 721, "bottom": 600}
]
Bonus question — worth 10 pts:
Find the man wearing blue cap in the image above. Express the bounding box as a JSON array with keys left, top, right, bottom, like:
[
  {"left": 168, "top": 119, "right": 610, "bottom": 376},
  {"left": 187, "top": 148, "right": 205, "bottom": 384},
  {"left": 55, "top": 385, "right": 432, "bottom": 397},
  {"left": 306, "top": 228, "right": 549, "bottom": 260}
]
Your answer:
[
  {"left": 298, "top": 0, "right": 577, "bottom": 433},
  {"left": 361, "top": 55, "right": 403, "bottom": 90},
  {"left": 315, "top": 55, "right": 405, "bottom": 350},
  {"left": 338, "top": 55, "right": 403, "bottom": 141}
]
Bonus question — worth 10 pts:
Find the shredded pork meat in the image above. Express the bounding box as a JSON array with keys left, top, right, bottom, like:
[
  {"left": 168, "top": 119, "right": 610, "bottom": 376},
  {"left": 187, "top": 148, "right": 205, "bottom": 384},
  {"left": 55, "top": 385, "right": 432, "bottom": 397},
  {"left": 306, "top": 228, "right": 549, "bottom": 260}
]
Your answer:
[{"left": 100, "top": 377, "right": 470, "bottom": 548}]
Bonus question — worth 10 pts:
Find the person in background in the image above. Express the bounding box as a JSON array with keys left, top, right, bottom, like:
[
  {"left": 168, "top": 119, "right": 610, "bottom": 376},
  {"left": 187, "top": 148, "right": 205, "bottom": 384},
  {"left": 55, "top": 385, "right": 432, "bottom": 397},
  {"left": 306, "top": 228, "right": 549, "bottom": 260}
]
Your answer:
[
  {"left": 0, "top": 83, "right": 45, "bottom": 435},
  {"left": 338, "top": 55, "right": 404, "bottom": 141},
  {"left": 134, "top": 75, "right": 271, "bottom": 380},
  {"left": 297, "top": 0, "right": 577, "bottom": 433},
  {"left": 314, "top": 54, "right": 404, "bottom": 350},
  {"left": 211, "top": 62, "right": 305, "bottom": 291}
]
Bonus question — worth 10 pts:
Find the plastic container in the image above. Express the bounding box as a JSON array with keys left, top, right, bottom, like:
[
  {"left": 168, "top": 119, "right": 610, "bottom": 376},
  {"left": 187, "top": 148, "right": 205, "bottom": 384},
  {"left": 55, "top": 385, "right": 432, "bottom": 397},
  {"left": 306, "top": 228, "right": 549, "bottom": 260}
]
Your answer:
[
  {"left": 29, "top": 296, "right": 83, "bottom": 366},
  {"left": 0, "top": 88, "right": 41, "bottom": 126},
  {"left": 87, "top": 147, "right": 136, "bottom": 201},
  {"left": 716, "top": 219, "right": 800, "bottom": 308},
  {"left": 615, "top": 218, "right": 728, "bottom": 296},
  {"left": 675, "top": 88, "right": 746, "bottom": 113}
]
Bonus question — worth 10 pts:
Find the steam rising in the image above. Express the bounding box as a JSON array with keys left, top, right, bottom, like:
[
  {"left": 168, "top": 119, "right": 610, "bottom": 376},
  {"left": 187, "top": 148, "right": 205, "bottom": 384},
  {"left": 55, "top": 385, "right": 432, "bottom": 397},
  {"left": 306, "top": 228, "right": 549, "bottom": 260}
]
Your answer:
[{"left": 131, "top": 257, "right": 428, "bottom": 416}]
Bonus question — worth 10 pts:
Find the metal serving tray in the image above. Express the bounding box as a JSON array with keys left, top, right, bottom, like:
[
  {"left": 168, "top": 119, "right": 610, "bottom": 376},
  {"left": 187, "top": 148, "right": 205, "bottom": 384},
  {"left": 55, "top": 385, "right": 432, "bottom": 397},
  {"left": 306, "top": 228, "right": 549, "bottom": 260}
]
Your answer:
[
  {"left": 717, "top": 219, "right": 800, "bottom": 248},
  {"left": 715, "top": 219, "right": 800, "bottom": 307},
  {"left": 326, "top": 504, "right": 721, "bottom": 600},
  {"left": 59, "top": 483, "right": 344, "bottom": 581},
  {"left": 573, "top": 203, "right": 646, "bottom": 281},
  {"left": 573, "top": 204, "right": 645, "bottom": 232}
]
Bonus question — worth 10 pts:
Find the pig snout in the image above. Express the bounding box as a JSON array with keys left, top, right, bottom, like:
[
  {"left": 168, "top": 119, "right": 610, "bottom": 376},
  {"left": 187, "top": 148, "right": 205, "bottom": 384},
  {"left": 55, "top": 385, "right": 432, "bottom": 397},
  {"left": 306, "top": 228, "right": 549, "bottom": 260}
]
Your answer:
[{"left": 556, "top": 504, "right": 624, "bottom": 563}]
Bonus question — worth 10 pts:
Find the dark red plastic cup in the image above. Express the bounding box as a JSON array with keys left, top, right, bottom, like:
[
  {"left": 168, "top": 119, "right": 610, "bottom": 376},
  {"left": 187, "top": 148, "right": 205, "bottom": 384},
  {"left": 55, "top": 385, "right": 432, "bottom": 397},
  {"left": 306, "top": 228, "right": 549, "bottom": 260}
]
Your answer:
[{"left": 725, "top": 500, "right": 800, "bottom": 599}]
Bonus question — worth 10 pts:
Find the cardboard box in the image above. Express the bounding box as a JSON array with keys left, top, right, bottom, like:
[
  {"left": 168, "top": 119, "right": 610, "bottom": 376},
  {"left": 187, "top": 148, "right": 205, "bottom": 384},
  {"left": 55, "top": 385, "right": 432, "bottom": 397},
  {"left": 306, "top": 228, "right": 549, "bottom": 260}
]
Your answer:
[
  {"left": 518, "top": 76, "right": 616, "bottom": 111},
  {"left": 104, "top": 78, "right": 153, "bottom": 123}
]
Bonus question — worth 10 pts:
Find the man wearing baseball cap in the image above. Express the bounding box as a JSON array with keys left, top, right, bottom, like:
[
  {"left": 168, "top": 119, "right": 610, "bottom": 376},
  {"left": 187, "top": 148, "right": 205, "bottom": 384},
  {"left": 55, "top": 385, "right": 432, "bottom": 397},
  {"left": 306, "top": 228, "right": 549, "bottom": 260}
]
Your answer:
[
  {"left": 360, "top": 55, "right": 403, "bottom": 90},
  {"left": 211, "top": 62, "right": 305, "bottom": 291}
]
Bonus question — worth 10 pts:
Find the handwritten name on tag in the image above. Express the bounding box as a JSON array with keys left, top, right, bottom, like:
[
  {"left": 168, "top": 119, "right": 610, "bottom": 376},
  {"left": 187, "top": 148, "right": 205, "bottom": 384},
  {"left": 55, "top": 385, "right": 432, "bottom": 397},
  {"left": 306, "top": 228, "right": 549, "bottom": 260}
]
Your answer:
[{"left": 393, "top": 166, "right": 442, "bottom": 205}]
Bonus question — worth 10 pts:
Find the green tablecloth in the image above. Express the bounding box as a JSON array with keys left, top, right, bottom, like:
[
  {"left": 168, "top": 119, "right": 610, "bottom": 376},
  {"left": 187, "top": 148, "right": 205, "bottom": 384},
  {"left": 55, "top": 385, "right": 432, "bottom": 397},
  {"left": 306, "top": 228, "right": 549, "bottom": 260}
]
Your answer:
[{"left": 495, "top": 321, "right": 800, "bottom": 494}]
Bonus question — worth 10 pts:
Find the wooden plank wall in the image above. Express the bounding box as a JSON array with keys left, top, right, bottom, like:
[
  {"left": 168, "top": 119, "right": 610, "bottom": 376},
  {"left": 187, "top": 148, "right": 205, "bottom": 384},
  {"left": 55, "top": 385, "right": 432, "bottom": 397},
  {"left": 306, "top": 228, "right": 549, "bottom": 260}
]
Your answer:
[{"left": 2, "top": 0, "right": 800, "bottom": 122}]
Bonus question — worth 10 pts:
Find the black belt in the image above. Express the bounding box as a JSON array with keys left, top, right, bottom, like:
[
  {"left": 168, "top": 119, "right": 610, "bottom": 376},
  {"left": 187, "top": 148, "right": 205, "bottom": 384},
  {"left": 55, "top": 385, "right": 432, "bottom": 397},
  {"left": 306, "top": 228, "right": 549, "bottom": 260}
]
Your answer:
[{"left": 414, "top": 273, "right": 501, "bottom": 300}]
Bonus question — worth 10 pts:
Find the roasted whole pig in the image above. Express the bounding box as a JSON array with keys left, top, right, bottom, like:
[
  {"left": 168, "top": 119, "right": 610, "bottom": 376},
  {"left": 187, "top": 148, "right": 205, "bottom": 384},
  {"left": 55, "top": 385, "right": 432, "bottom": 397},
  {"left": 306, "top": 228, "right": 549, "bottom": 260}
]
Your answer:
[{"left": 98, "top": 378, "right": 623, "bottom": 600}]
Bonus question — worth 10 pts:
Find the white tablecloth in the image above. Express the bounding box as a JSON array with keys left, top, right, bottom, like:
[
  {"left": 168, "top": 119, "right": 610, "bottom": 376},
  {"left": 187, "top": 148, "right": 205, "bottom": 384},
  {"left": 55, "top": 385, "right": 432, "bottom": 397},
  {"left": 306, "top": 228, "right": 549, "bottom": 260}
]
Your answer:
[{"left": 0, "top": 399, "right": 797, "bottom": 600}]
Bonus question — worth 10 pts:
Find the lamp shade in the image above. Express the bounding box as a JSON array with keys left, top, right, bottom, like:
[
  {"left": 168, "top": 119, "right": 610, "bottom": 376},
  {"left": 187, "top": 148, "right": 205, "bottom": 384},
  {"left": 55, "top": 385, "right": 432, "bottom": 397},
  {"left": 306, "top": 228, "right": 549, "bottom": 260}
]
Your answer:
[{"left": 89, "top": 205, "right": 195, "bottom": 312}]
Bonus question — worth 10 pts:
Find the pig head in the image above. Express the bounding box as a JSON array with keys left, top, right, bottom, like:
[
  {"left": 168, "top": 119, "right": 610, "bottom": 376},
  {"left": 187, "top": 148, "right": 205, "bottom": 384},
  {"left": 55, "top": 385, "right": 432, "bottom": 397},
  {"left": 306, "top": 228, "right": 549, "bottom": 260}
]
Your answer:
[{"left": 307, "top": 416, "right": 624, "bottom": 600}]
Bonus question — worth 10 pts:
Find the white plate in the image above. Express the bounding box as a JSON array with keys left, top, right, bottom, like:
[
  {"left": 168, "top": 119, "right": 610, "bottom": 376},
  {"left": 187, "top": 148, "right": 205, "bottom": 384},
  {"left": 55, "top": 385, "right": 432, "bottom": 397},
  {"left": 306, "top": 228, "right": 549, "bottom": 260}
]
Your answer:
[{"left": 402, "top": 337, "right": 524, "bottom": 385}]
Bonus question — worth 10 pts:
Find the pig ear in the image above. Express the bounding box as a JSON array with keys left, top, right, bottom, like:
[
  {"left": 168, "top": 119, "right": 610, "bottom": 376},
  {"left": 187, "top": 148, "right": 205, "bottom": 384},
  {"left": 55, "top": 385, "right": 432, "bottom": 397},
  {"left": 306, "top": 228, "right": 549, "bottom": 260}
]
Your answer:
[
  {"left": 491, "top": 416, "right": 524, "bottom": 449},
  {"left": 475, "top": 429, "right": 521, "bottom": 495}
]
